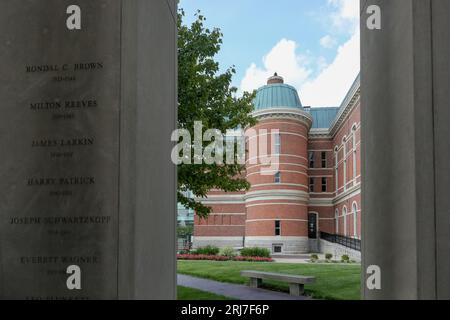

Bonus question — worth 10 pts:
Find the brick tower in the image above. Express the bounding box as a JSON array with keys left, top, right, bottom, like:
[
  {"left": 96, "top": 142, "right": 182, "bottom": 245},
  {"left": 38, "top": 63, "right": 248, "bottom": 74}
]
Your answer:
[{"left": 244, "top": 74, "right": 313, "bottom": 253}]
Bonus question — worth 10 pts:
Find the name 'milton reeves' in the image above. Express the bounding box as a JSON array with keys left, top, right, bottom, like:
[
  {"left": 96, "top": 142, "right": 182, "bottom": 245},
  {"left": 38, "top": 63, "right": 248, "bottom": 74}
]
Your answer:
[{"left": 30, "top": 100, "right": 98, "bottom": 110}]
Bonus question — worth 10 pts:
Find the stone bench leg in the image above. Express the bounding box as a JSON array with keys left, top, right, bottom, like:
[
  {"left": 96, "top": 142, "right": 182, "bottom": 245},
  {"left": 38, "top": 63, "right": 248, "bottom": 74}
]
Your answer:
[
  {"left": 249, "top": 278, "right": 263, "bottom": 288},
  {"left": 289, "top": 283, "right": 305, "bottom": 296}
]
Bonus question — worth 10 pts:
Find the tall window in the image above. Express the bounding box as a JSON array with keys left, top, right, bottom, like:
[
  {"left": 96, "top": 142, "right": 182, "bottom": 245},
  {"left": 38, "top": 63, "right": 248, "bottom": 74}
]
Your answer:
[
  {"left": 274, "top": 133, "right": 281, "bottom": 155},
  {"left": 343, "top": 207, "right": 348, "bottom": 236},
  {"left": 322, "top": 177, "right": 327, "bottom": 192},
  {"left": 353, "top": 202, "right": 358, "bottom": 238},
  {"left": 321, "top": 152, "right": 327, "bottom": 168},
  {"left": 352, "top": 126, "right": 357, "bottom": 180},
  {"left": 335, "top": 209, "right": 339, "bottom": 234},
  {"left": 343, "top": 138, "right": 347, "bottom": 192},
  {"left": 334, "top": 147, "right": 339, "bottom": 193},
  {"left": 309, "top": 151, "right": 315, "bottom": 168},
  {"left": 309, "top": 178, "right": 315, "bottom": 192},
  {"left": 275, "top": 220, "right": 281, "bottom": 236},
  {"left": 274, "top": 172, "right": 281, "bottom": 183}
]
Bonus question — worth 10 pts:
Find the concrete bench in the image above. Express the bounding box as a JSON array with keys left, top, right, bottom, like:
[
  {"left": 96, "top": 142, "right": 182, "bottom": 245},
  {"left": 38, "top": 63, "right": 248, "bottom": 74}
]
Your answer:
[{"left": 241, "top": 271, "right": 316, "bottom": 296}]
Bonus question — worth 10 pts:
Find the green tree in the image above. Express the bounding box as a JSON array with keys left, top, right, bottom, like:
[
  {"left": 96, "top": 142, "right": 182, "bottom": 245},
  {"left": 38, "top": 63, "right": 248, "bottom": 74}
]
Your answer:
[
  {"left": 177, "top": 10, "right": 256, "bottom": 218},
  {"left": 177, "top": 225, "right": 194, "bottom": 239}
]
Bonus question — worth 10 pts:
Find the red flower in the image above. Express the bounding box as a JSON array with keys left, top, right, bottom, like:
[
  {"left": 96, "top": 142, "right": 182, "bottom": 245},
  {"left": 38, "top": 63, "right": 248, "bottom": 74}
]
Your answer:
[{"left": 177, "top": 254, "right": 273, "bottom": 262}]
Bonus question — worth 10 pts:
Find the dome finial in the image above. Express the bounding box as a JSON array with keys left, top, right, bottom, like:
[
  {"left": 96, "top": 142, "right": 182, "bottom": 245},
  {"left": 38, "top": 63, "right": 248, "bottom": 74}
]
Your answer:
[{"left": 267, "top": 73, "right": 284, "bottom": 85}]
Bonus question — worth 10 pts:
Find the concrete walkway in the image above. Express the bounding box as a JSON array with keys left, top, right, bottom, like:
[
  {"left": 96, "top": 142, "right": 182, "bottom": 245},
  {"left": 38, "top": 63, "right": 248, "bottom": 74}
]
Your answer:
[
  {"left": 271, "top": 254, "right": 313, "bottom": 264},
  {"left": 178, "top": 274, "right": 310, "bottom": 300}
]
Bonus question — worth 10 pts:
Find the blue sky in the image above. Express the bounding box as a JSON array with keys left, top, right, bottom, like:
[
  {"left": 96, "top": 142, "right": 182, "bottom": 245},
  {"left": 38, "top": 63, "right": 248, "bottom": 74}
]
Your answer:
[{"left": 179, "top": 0, "right": 360, "bottom": 107}]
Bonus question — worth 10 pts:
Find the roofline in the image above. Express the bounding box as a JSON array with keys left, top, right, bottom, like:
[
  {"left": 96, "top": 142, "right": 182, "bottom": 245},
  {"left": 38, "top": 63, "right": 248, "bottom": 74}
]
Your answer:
[
  {"left": 307, "top": 74, "right": 361, "bottom": 138},
  {"left": 308, "top": 107, "right": 340, "bottom": 111},
  {"left": 256, "top": 82, "right": 300, "bottom": 93},
  {"left": 329, "top": 74, "right": 361, "bottom": 135},
  {"left": 254, "top": 83, "right": 303, "bottom": 109},
  {"left": 253, "top": 74, "right": 361, "bottom": 135}
]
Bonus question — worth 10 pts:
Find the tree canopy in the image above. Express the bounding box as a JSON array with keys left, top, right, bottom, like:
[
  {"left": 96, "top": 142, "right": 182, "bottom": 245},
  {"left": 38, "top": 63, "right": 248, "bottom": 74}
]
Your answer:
[{"left": 177, "top": 10, "right": 257, "bottom": 218}]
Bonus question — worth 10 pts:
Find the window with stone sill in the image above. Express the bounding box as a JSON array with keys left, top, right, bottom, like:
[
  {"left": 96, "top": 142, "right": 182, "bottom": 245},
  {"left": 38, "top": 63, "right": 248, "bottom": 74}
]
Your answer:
[
  {"left": 273, "top": 245, "right": 283, "bottom": 253},
  {"left": 309, "top": 151, "right": 315, "bottom": 168},
  {"left": 274, "top": 132, "right": 281, "bottom": 155},
  {"left": 321, "top": 151, "right": 327, "bottom": 168},
  {"left": 322, "top": 177, "right": 327, "bottom": 192},
  {"left": 274, "top": 172, "right": 281, "bottom": 183},
  {"left": 309, "top": 177, "right": 315, "bottom": 192},
  {"left": 275, "top": 220, "right": 281, "bottom": 236}
]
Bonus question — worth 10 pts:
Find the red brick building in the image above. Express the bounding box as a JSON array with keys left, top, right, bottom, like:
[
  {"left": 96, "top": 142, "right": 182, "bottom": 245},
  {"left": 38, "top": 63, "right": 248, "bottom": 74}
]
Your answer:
[{"left": 194, "top": 74, "right": 361, "bottom": 255}]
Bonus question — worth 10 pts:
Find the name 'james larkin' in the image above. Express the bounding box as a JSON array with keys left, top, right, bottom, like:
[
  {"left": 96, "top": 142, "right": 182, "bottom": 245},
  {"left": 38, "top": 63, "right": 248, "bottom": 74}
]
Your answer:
[{"left": 31, "top": 138, "right": 94, "bottom": 147}]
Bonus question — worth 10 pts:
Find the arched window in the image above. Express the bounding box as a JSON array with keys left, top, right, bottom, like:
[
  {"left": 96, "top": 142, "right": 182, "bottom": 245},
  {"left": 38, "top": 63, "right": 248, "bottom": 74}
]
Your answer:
[
  {"left": 352, "top": 124, "right": 357, "bottom": 180},
  {"left": 334, "top": 147, "right": 339, "bottom": 193},
  {"left": 352, "top": 202, "right": 358, "bottom": 238},
  {"left": 343, "top": 206, "right": 348, "bottom": 236},
  {"left": 343, "top": 137, "right": 347, "bottom": 192},
  {"left": 335, "top": 209, "right": 339, "bottom": 234}
]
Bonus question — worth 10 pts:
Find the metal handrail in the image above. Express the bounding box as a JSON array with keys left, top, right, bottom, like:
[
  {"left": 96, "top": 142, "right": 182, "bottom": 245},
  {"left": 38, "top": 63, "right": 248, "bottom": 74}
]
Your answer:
[{"left": 320, "top": 232, "right": 361, "bottom": 251}]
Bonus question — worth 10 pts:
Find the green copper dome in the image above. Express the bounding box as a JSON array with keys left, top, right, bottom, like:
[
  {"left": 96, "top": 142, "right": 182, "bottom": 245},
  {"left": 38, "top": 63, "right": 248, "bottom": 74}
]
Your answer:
[{"left": 253, "top": 74, "right": 303, "bottom": 111}]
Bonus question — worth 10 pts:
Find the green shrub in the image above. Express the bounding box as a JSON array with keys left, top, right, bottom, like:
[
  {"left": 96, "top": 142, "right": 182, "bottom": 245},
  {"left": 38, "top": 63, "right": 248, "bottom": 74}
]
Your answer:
[
  {"left": 310, "top": 254, "right": 319, "bottom": 261},
  {"left": 194, "top": 246, "right": 220, "bottom": 256},
  {"left": 240, "top": 247, "right": 271, "bottom": 258},
  {"left": 220, "top": 247, "right": 237, "bottom": 258},
  {"left": 341, "top": 255, "right": 350, "bottom": 263},
  {"left": 325, "top": 253, "right": 333, "bottom": 261}
]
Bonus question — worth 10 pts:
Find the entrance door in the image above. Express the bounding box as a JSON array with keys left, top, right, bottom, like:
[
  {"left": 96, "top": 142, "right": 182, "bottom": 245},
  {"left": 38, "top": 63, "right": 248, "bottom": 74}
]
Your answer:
[{"left": 308, "top": 213, "right": 318, "bottom": 239}]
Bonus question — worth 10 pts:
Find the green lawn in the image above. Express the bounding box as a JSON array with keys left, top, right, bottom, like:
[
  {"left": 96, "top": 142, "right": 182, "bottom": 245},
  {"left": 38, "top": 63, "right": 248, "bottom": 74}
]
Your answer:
[
  {"left": 177, "top": 286, "right": 232, "bottom": 300},
  {"left": 178, "top": 261, "right": 361, "bottom": 300}
]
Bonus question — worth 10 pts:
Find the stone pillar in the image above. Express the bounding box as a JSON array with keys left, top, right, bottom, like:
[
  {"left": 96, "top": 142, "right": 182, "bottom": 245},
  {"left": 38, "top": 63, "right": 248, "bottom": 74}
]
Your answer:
[
  {"left": 0, "top": 0, "right": 177, "bottom": 300},
  {"left": 361, "top": 0, "right": 450, "bottom": 299}
]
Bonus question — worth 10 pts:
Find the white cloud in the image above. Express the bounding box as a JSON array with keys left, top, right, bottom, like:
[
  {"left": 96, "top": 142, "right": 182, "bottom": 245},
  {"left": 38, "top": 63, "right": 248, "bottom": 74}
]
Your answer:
[
  {"left": 300, "top": 29, "right": 360, "bottom": 107},
  {"left": 239, "top": 0, "right": 360, "bottom": 107},
  {"left": 301, "top": 0, "right": 360, "bottom": 106},
  {"left": 239, "top": 39, "right": 312, "bottom": 94},
  {"left": 327, "top": 0, "right": 359, "bottom": 30},
  {"left": 316, "top": 56, "right": 328, "bottom": 71},
  {"left": 320, "top": 35, "right": 337, "bottom": 49}
]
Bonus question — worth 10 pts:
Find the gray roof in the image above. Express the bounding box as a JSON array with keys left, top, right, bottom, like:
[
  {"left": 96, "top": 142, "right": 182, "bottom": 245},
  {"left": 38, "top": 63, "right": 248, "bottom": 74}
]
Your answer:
[
  {"left": 307, "top": 107, "right": 340, "bottom": 129},
  {"left": 252, "top": 73, "right": 360, "bottom": 130},
  {"left": 253, "top": 83, "right": 303, "bottom": 111}
]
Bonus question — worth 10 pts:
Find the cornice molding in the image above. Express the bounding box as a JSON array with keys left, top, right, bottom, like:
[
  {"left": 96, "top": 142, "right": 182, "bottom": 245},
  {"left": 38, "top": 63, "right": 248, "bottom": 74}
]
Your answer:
[
  {"left": 309, "top": 198, "right": 334, "bottom": 207},
  {"left": 309, "top": 128, "right": 332, "bottom": 140},
  {"left": 251, "top": 108, "right": 313, "bottom": 130},
  {"left": 329, "top": 92, "right": 360, "bottom": 137},
  {"left": 244, "top": 189, "right": 310, "bottom": 203},
  {"left": 197, "top": 194, "right": 245, "bottom": 205},
  {"left": 309, "top": 75, "right": 361, "bottom": 139},
  {"left": 333, "top": 184, "right": 361, "bottom": 204}
]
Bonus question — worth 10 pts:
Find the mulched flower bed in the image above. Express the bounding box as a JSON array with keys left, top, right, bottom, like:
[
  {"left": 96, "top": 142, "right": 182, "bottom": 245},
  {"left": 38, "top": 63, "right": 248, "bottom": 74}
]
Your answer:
[{"left": 177, "top": 254, "right": 273, "bottom": 263}]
